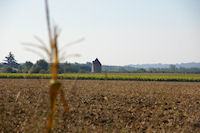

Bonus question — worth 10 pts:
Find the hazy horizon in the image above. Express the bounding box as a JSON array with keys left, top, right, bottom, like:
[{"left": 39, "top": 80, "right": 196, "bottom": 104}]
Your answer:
[{"left": 1, "top": 0, "right": 200, "bottom": 66}]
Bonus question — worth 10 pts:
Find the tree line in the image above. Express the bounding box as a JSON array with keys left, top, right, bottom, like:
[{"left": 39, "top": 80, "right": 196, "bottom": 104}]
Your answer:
[
  {"left": 1, "top": 52, "right": 200, "bottom": 73},
  {"left": 103, "top": 65, "right": 200, "bottom": 73},
  {"left": 0, "top": 52, "right": 91, "bottom": 73}
]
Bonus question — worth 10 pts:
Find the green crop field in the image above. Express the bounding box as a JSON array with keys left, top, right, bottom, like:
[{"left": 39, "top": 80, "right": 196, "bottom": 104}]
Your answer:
[{"left": 0, "top": 73, "right": 200, "bottom": 82}]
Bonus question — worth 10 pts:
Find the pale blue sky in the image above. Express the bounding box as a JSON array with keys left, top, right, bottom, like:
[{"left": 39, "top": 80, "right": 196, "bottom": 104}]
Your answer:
[{"left": 0, "top": 0, "right": 199, "bottom": 65}]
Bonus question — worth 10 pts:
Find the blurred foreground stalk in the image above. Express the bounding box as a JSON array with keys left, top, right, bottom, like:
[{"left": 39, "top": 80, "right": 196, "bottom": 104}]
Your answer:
[{"left": 44, "top": 0, "right": 69, "bottom": 132}]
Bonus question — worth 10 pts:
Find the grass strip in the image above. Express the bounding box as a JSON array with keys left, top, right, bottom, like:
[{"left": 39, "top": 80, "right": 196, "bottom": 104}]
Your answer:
[{"left": 0, "top": 73, "right": 200, "bottom": 82}]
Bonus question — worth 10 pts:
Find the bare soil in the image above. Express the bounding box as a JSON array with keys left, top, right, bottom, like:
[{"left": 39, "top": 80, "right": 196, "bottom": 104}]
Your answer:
[{"left": 0, "top": 79, "right": 200, "bottom": 132}]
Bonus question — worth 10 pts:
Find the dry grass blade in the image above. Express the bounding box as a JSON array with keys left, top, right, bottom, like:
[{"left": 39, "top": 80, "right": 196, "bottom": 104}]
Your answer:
[
  {"left": 58, "top": 37, "right": 84, "bottom": 61},
  {"left": 22, "top": 42, "right": 51, "bottom": 57},
  {"left": 59, "top": 53, "right": 81, "bottom": 62},
  {"left": 24, "top": 47, "right": 46, "bottom": 59},
  {"left": 34, "top": 35, "right": 48, "bottom": 48},
  {"left": 60, "top": 37, "right": 84, "bottom": 51},
  {"left": 15, "top": 91, "right": 21, "bottom": 102}
]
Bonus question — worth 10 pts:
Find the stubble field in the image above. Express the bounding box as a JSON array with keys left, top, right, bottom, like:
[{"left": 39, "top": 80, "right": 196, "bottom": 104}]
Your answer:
[{"left": 0, "top": 79, "right": 200, "bottom": 132}]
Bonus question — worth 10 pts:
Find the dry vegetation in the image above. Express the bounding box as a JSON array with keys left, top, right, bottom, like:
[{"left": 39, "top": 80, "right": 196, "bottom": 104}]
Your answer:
[{"left": 0, "top": 79, "right": 200, "bottom": 132}]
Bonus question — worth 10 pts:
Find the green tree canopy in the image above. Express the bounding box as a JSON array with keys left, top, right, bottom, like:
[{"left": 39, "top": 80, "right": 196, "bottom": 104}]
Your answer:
[
  {"left": 32, "top": 59, "right": 49, "bottom": 73},
  {"left": 2, "top": 66, "right": 16, "bottom": 73},
  {"left": 23, "top": 61, "right": 34, "bottom": 73},
  {"left": 3, "top": 52, "right": 19, "bottom": 68}
]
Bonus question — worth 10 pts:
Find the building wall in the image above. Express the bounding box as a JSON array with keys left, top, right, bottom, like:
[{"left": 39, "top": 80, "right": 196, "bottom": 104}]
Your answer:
[
  {"left": 91, "top": 63, "right": 94, "bottom": 72},
  {"left": 91, "top": 61, "right": 102, "bottom": 73}
]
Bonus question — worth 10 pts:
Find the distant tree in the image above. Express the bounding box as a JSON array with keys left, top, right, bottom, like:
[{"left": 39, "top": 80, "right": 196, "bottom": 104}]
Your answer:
[
  {"left": 137, "top": 68, "right": 146, "bottom": 73},
  {"left": 32, "top": 59, "right": 49, "bottom": 73},
  {"left": 119, "top": 67, "right": 127, "bottom": 72},
  {"left": 189, "top": 67, "right": 200, "bottom": 73},
  {"left": 17, "top": 64, "right": 24, "bottom": 73},
  {"left": 23, "top": 61, "right": 34, "bottom": 73},
  {"left": 64, "top": 63, "right": 78, "bottom": 73},
  {"left": 3, "top": 52, "right": 19, "bottom": 68},
  {"left": 169, "top": 65, "right": 176, "bottom": 72},
  {"left": 86, "top": 62, "right": 92, "bottom": 66},
  {"left": 62, "top": 62, "right": 91, "bottom": 73},
  {"left": 36, "top": 59, "right": 48, "bottom": 70},
  {"left": 39, "top": 69, "right": 47, "bottom": 74},
  {"left": 2, "top": 66, "right": 16, "bottom": 73},
  {"left": 148, "top": 68, "right": 157, "bottom": 73},
  {"left": 58, "top": 63, "right": 64, "bottom": 74}
]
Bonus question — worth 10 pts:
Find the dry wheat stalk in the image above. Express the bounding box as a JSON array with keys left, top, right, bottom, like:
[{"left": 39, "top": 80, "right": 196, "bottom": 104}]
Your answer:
[{"left": 44, "top": 0, "right": 69, "bottom": 132}]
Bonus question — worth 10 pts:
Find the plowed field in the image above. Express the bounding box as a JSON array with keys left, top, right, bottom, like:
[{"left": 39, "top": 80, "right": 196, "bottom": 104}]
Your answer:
[{"left": 0, "top": 79, "right": 200, "bottom": 132}]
